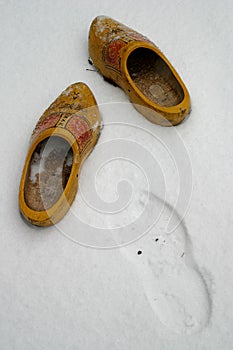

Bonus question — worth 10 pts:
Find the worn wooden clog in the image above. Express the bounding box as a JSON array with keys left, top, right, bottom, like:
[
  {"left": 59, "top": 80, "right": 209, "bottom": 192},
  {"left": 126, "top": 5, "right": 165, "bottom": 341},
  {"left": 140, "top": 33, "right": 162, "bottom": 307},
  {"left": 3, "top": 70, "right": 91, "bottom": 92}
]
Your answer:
[
  {"left": 89, "top": 16, "right": 190, "bottom": 126},
  {"left": 19, "top": 83, "right": 101, "bottom": 226}
]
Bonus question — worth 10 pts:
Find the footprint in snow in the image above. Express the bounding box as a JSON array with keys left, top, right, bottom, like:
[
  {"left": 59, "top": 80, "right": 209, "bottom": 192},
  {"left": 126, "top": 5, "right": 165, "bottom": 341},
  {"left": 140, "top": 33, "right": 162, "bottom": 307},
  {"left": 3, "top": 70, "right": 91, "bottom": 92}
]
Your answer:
[{"left": 121, "top": 191, "right": 211, "bottom": 334}]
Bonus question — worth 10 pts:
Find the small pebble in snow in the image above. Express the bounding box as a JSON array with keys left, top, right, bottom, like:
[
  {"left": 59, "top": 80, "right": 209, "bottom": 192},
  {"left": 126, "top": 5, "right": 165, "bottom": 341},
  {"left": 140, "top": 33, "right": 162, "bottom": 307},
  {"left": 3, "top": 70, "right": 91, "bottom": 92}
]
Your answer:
[{"left": 137, "top": 250, "right": 142, "bottom": 255}]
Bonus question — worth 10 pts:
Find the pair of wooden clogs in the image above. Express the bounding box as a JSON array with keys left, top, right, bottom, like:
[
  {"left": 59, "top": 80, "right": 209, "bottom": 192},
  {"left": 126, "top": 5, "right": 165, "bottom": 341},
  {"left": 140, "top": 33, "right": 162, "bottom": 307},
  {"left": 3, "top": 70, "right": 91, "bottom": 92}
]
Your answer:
[{"left": 19, "top": 16, "right": 191, "bottom": 226}]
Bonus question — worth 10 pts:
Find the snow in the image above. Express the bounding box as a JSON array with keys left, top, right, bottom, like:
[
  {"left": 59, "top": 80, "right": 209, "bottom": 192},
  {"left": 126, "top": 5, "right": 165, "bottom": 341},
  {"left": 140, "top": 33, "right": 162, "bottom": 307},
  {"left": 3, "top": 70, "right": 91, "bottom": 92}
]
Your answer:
[
  {"left": 92, "top": 120, "right": 99, "bottom": 131},
  {"left": 0, "top": 0, "right": 233, "bottom": 349},
  {"left": 62, "top": 86, "right": 74, "bottom": 96},
  {"left": 29, "top": 151, "right": 43, "bottom": 184}
]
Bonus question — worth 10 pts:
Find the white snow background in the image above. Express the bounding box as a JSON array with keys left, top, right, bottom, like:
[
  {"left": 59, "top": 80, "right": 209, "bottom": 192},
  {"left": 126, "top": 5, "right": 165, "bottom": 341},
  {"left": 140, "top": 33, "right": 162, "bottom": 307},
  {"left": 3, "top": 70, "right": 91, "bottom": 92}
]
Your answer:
[{"left": 0, "top": 0, "right": 233, "bottom": 349}]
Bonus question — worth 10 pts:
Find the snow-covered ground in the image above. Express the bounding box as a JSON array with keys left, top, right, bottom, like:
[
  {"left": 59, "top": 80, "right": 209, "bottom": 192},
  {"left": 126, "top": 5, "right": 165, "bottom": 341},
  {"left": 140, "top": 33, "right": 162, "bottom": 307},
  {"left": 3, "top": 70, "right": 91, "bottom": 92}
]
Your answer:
[{"left": 0, "top": 0, "right": 233, "bottom": 349}]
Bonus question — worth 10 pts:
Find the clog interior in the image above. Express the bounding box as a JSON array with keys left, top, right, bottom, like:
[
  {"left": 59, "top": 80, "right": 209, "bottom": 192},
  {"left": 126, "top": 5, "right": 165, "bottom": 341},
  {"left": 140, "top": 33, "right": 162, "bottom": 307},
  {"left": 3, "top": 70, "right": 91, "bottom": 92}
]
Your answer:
[
  {"left": 127, "top": 48, "right": 184, "bottom": 107},
  {"left": 24, "top": 136, "right": 73, "bottom": 211}
]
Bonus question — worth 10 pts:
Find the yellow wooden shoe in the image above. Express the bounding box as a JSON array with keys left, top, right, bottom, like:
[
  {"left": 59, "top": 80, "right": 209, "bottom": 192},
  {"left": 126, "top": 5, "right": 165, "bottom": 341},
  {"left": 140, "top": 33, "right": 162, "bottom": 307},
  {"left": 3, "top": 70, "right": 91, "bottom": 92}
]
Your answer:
[
  {"left": 19, "top": 83, "right": 101, "bottom": 227},
  {"left": 89, "top": 16, "right": 190, "bottom": 126}
]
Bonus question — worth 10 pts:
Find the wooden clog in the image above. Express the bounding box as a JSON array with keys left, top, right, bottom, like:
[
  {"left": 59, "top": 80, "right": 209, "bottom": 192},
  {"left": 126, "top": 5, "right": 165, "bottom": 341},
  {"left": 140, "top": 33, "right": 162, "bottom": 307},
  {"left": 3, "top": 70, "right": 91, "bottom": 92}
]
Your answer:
[
  {"left": 19, "top": 83, "right": 101, "bottom": 226},
  {"left": 89, "top": 16, "right": 191, "bottom": 126}
]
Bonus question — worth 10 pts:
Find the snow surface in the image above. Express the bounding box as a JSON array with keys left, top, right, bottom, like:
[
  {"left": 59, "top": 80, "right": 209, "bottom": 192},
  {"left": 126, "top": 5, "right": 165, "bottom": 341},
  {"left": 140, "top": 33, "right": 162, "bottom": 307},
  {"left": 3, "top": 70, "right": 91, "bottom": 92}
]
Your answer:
[{"left": 0, "top": 0, "right": 233, "bottom": 349}]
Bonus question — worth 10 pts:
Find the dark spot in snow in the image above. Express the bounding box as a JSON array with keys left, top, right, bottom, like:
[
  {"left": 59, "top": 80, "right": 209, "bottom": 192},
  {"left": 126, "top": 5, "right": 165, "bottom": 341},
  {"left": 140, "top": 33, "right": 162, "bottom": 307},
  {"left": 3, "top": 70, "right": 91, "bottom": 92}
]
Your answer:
[
  {"left": 181, "top": 252, "right": 185, "bottom": 258},
  {"left": 88, "top": 58, "right": 93, "bottom": 65},
  {"left": 137, "top": 250, "right": 142, "bottom": 255},
  {"left": 155, "top": 238, "right": 159, "bottom": 242}
]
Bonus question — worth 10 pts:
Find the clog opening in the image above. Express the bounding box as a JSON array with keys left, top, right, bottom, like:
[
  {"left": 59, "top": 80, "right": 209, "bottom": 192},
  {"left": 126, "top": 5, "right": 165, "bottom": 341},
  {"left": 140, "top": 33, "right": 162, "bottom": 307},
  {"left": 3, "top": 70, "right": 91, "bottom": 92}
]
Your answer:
[
  {"left": 127, "top": 48, "right": 184, "bottom": 107},
  {"left": 24, "top": 136, "right": 73, "bottom": 211}
]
